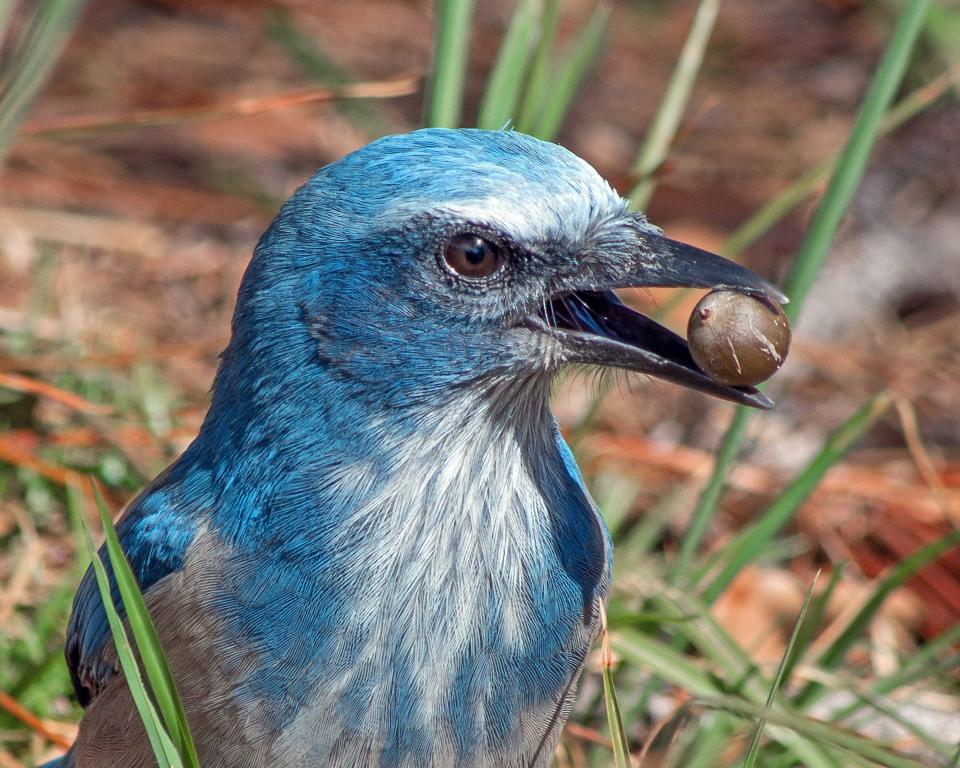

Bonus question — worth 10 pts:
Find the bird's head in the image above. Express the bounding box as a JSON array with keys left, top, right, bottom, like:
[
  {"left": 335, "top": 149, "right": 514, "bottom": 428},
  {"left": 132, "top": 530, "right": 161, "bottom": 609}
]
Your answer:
[{"left": 224, "top": 128, "right": 783, "bottom": 413}]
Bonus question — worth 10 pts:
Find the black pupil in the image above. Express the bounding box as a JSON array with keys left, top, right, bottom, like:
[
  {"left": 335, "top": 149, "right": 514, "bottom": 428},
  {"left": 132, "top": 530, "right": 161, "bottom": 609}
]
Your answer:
[
  {"left": 464, "top": 240, "right": 487, "bottom": 264},
  {"left": 445, "top": 234, "right": 501, "bottom": 278}
]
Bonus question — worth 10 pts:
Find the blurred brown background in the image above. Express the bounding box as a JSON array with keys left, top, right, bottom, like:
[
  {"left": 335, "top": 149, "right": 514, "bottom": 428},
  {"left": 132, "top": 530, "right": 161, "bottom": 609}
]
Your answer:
[{"left": 0, "top": 0, "right": 958, "bottom": 747}]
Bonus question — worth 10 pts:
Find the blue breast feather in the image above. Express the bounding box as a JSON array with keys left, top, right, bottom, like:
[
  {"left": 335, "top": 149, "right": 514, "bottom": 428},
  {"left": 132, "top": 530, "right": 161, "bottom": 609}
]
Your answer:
[{"left": 66, "top": 424, "right": 609, "bottom": 760}]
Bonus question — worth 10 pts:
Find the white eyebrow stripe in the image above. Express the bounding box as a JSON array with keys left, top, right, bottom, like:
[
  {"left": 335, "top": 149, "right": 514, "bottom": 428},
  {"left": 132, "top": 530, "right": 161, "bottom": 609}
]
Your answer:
[{"left": 417, "top": 191, "right": 628, "bottom": 247}]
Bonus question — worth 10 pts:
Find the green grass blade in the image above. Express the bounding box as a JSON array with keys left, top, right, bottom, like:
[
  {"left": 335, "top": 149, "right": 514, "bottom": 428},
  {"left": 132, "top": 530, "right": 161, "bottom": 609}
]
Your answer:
[
  {"left": 515, "top": 0, "right": 561, "bottom": 134},
  {"left": 619, "top": 607, "right": 843, "bottom": 768},
  {"left": 0, "top": 0, "right": 87, "bottom": 162},
  {"left": 671, "top": 404, "right": 751, "bottom": 584},
  {"left": 722, "top": 158, "right": 834, "bottom": 260},
  {"left": 921, "top": 2, "right": 960, "bottom": 61},
  {"left": 674, "top": 722, "right": 734, "bottom": 768},
  {"left": 639, "top": 571, "right": 849, "bottom": 767},
  {"left": 701, "top": 392, "right": 893, "bottom": 603},
  {"left": 617, "top": 625, "right": 840, "bottom": 768},
  {"left": 614, "top": 628, "right": 721, "bottom": 697},
  {"left": 622, "top": 579, "right": 769, "bottom": 708},
  {"left": 742, "top": 573, "right": 819, "bottom": 768},
  {"left": 862, "top": 621, "right": 960, "bottom": 698},
  {"left": 781, "top": 0, "right": 931, "bottom": 317},
  {"left": 92, "top": 484, "right": 200, "bottom": 768},
  {"left": 79, "top": 505, "right": 181, "bottom": 768},
  {"left": 803, "top": 669, "right": 955, "bottom": 759},
  {"left": 600, "top": 615, "right": 631, "bottom": 767},
  {"left": 614, "top": 488, "right": 683, "bottom": 561},
  {"left": 672, "top": 0, "right": 931, "bottom": 585},
  {"left": 777, "top": 564, "right": 844, "bottom": 687},
  {"left": 0, "top": 1, "right": 15, "bottom": 42},
  {"left": 646, "top": 590, "right": 769, "bottom": 702},
  {"left": 699, "top": 695, "right": 928, "bottom": 768},
  {"left": 795, "top": 529, "right": 960, "bottom": 708},
  {"left": 720, "top": 71, "right": 952, "bottom": 259},
  {"left": 529, "top": 4, "right": 609, "bottom": 141},
  {"left": 476, "top": 0, "right": 540, "bottom": 130},
  {"left": 605, "top": 607, "right": 695, "bottom": 630},
  {"left": 425, "top": 0, "right": 475, "bottom": 127},
  {"left": 593, "top": 471, "right": 642, "bottom": 538},
  {"left": 627, "top": 0, "right": 720, "bottom": 212}
]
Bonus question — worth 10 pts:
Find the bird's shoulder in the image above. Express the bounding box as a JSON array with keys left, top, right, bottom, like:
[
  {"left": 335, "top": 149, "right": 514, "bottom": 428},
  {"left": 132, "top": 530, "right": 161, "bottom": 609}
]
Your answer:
[{"left": 65, "top": 463, "right": 204, "bottom": 706}]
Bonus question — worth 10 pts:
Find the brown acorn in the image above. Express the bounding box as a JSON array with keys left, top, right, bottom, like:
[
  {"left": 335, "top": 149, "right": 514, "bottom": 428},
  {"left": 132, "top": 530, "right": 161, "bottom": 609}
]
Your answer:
[{"left": 687, "top": 290, "right": 791, "bottom": 387}]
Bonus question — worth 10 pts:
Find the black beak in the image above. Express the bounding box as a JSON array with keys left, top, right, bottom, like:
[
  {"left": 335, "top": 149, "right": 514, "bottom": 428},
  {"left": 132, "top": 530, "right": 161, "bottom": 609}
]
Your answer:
[
  {"left": 530, "top": 234, "right": 786, "bottom": 409},
  {"left": 622, "top": 237, "right": 787, "bottom": 304}
]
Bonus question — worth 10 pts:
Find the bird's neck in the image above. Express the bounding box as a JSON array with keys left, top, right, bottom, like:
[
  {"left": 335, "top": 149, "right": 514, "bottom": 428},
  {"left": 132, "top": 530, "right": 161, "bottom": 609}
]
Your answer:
[{"left": 185, "top": 349, "right": 564, "bottom": 538}]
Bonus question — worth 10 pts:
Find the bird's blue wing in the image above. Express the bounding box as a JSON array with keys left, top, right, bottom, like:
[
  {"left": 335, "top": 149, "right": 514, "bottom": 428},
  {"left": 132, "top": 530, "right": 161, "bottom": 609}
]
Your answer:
[{"left": 66, "top": 478, "right": 199, "bottom": 706}]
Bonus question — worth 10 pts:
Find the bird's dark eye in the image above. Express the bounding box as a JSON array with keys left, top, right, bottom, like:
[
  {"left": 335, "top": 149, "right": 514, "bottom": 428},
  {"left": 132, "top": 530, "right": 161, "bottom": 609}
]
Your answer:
[{"left": 443, "top": 234, "right": 504, "bottom": 279}]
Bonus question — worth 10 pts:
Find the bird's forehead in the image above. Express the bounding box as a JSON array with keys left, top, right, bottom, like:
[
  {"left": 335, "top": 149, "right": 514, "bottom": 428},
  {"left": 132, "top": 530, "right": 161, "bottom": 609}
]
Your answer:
[
  {"left": 331, "top": 128, "right": 627, "bottom": 244},
  {"left": 412, "top": 163, "right": 625, "bottom": 245}
]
